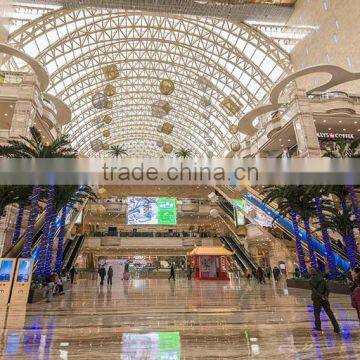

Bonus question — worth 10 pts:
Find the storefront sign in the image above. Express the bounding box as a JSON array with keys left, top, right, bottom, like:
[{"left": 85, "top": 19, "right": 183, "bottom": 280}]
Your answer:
[{"left": 317, "top": 132, "right": 355, "bottom": 140}]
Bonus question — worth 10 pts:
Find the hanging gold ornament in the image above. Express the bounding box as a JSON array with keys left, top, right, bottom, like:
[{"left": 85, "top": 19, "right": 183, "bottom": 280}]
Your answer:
[
  {"left": 103, "top": 115, "right": 112, "bottom": 124},
  {"left": 104, "top": 84, "right": 116, "bottom": 97},
  {"left": 161, "top": 122, "right": 174, "bottom": 135},
  {"left": 160, "top": 79, "right": 175, "bottom": 95},
  {"left": 229, "top": 124, "right": 239, "bottom": 135},
  {"left": 103, "top": 129, "right": 110, "bottom": 137},
  {"left": 91, "top": 139, "right": 103, "bottom": 152},
  {"left": 163, "top": 143, "right": 173, "bottom": 154},
  {"left": 102, "top": 142, "right": 109, "bottom": 150},
  {"left": 231, "top": 141, "right": 241, "bottom": 152},
  {"left": 221, "top": 96, "right": 243, "bottom": 116},
  {"left": 102, "top": 64, "right": 119, "bottom": 81},
  {"left": 105, "top": 100, "right": 113, "bottom": 109}
]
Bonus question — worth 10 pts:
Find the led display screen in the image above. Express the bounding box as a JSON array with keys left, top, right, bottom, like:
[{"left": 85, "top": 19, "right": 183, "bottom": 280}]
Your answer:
[
  {"left": 127, "top": 197, "right": 177, "bottom": 225},
  {"left": 121, "top": 332, "right": 180, "bottom": 359},
  {"left": 0, "top": 260, "right": 14, "bottom": 282},
  {"left": 16, "top": 260, "right": 31, "bottom": 283}
]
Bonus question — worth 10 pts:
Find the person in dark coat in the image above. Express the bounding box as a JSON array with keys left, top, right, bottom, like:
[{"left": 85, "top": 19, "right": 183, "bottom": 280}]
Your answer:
[
  {"left": 69, "top": 265, "right": 78, "bottom": 284},
  {"left": 98, "top": 266, "right": 106, "bottom": 286},
  {"left": 168, "top": 264, "right": 175, "bottom": 281},
  {"left": 107, "top": 266, "right": 113, "bottom": 286},
  {"left": 256, "top": 267, "right": 265, "bottom": 284},
  {"left": 294, "top": 267, "right": 301, "bottom": 279},
  {"left": 309, "top": 268, "right": 340, "bottom": 333},
  {"left": 273, "top": 267, "right": 281, "bottom": 282}
]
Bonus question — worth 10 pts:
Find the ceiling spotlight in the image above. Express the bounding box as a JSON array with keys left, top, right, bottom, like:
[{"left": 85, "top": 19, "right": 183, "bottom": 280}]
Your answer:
[
  {"left": 323, "top": 120, "right": 326, "bottom": 123},
  {"left": 4, "top": 113, "right": 8, "bottom": 116},
  {"left": 339, "top": 120, "right": 342, "bottom": 123},
  {"left": 328, "top": 128, "right": 332, "bottom": 130}
]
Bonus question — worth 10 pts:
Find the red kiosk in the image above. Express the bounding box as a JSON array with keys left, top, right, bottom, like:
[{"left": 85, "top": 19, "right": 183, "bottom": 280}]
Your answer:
[{"left": 188, "top": 246, "right": 233, "bottom": 281}]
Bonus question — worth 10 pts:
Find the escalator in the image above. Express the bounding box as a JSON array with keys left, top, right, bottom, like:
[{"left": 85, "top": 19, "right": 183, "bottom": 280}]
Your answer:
[
  {"left": 63, "top": 235, "right": 85, "bottom": 272},
  {"left": 216, "top": 185, "right": 353, "bottom": 271},
  {"left": 220, "top": 235, "right": 257, "bottom": 273}
]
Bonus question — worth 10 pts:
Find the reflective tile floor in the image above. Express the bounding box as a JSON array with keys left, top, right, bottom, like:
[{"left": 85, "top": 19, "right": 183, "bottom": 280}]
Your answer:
[{"left": 0, "top": 278, "right": 359, "bottom": 359}]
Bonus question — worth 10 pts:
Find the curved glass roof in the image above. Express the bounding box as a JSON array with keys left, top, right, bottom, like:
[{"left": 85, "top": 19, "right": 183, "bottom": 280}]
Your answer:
[{"left": 6, "top": 6, "right": 291, "bottom": 157}]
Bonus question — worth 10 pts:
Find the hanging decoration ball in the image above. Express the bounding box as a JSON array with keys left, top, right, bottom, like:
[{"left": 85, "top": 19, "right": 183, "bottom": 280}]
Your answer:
[
  {"left": 231, "top": 141, "right": 241, "bottom": 152},
  {"left": 207, "top": 150, "right": 214, "bottom": 158},
  {"left": 205, "top": 137, "right": 213, "bottom": 146},
  {"left": 105, "top": 100, "right": 113, "bottom": 109},
  {"left": 102, "top": 64, "right": 119, "bottom": 81},
  {"left": 102, "top": 142, "right": 109, "bottom": 150},
  {"left": 209, "top": 209, "right": 219, "bottom": 218},
  {"left": 152, "top": 100, "right": 172, "bottom": 118},
  {"left": 200, "top": 96, "right": 211, "bottom": 108},
  {"left": 103, "top": 129, "right": 110, "bottom": 137},
  {"left": 104, "top": 84, "right": 116, "bottom": 97},
  {"left": 92, "top": 93, "right": 108, "bottom": 109},
  {"left": 91, "top": 139, "right": 103, "bottom": 152},
  {"left": 196, "top": 76, "right": 212, "bottom": 91},
  {"left": 103, "top": 115, "right": 112, "bottom": 125},
  {"left": 229, "top": 124, "right": 239, "bottom": 135},
  {"left": 160, "top": 79, "right": 175, "bottom": 95},
  {"left": 160, "top": 122, "right": 174, "bottom": 135},
  {"left": 156, "top": 139, "right": 164, "bottom": 147},
  {"left": 156, "top": 125, "right": 163, "bottom": 132},
  {"left": 163, "top": 143, "right": 173, "bottom": 154}
]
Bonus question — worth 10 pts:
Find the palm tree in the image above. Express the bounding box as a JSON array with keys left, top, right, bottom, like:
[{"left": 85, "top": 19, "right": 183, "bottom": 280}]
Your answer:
[
  {"left": 306, "top": 186, "right": 338, "bottom": 277},
  {"left": 262, "top": 185, "right": 308, "bottom": 275},
  {"left": 175, "top": 148, "right": 192, "bottom": 159},
  {"left": 108, "top": 145, "right": 127, "bottom": 158},
  {"left": 323, "top": 138, "right": 360, "bottom": 235},
  {"left": 52, "top": 185, "right": 96, "bottom": 275},
  {"left": 0, "top": 126, "right": 77, "bottom": 260},
  {"left": 11, "top": 186, "right": 33, "bottom": 244},
  {"left": 321, "top": 206, "right": 358, "bottom": 268}
]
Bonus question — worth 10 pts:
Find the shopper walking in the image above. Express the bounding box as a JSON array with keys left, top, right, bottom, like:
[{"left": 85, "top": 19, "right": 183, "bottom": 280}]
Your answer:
[
  {"left": 69, "top": 265, "right": 78, "bottom": 284},
  {"left": 273, "top": 266, "right": 281, "bottom": 282},
  {"left": 107, "top": 265, "right": 113, "bottom": 286},
  {"left": 309, "top": 268, "right": 340, "bottom": 333},
  {"left": 98, "top": 266, "right": 106, "bottom": 286},
  {"left": 187, "top": 266, "right": 193, "bottom": 280},
  {"left": 168, "top": 263, "right": 176, "bottom": 281},
  {"left": 257, "top": 267, "right": 265, "bottom": 284}
]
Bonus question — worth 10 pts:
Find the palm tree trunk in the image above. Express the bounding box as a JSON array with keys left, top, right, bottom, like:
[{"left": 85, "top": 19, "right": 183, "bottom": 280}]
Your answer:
[
  {"left": 340, "top": 196, "right": 358, "bottom": 264},
  {"left": 314, "top": 196, "right": 338, "bottom": 277},
  {"left": 289, "top": 210, "right": 308, "bottom": 275},
  {"left": 35, "top": 185, "right": 55, "bottom": 277},
  {"left": 302, "top": 217, "right": 317, "bottom": 269},
  {"left": 44, "top": 210, "right": 57, "bottom": 277},
  {"left": 347, "top": 185, "right": 360, "bottom": 246},
  {"left": 12, "top": 203, "right": 25, "bottom": 244},
  {"left": 54, "top": 206, "right": 67, "bottom": 274},
  {"left": 22, "top": 186, "right": 41, "bottom": 258},
  {"left": 343, "top": 235, "right": 357, "bottom": 268}
]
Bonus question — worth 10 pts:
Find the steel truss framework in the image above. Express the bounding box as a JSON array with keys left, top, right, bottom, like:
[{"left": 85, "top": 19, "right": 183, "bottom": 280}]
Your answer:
[{"left": 7, "top": 6, "right": 291, "bottom": 157}]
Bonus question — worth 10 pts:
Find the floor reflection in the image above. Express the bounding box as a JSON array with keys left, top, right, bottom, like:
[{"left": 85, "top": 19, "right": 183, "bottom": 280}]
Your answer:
[{"left": 0, "top": 278, "right": 359, "bottom": 359}]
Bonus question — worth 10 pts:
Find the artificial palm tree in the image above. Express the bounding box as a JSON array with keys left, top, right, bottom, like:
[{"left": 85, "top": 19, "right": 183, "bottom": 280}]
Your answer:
[
  {"left": 175, "top": 148, "right": 192, "bottom": 159},
  {"left": 11, "top": 186, "right": 34, "bottom": 244},
  {"left": 306, "top": 185, "right": 338, "bottom": 277},
  {"left": 108, "top": 144, "right": 128, "bottom": 158},
  {"left": 321, "top": 206, "right": 358, "bottom": 268},
  {"left": 262, "top": 185, "right": 308, "bottom": 274},
  {"left": 0, "top": 126, "right": 77, "bottom": 260},
  {"left": 323, "top": 138, "right": 360, "bottom": 235}
]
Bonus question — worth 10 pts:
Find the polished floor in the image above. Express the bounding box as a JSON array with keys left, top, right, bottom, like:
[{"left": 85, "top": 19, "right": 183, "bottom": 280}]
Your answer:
[{"left": 0, "top": 277, "right": 359, "bottom": 359}]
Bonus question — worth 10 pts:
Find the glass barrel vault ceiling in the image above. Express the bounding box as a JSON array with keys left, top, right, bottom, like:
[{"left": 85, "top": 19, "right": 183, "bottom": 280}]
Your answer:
[{"left": 5, "top": 5, "right": 292, "bottom": 157}]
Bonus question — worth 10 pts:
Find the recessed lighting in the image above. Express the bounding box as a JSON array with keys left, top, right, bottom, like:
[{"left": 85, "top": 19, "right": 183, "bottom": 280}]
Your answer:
[
  {"left": 4, "top": 113, "right": 8, "bottom": 116},
  {"left": 9, "top": 105, "right": 13, "bottom": 108},
  {"left": 288, "top": 139, "right": 291, "bottom": 142},
  {"left": 339, "top": 120, "right": 342, "bottom": 123},
  {"left": 323, "top": 120, "right": 326, "bottom": 123},
  {"left": 343, "top": 128, "right": 346, "bottom": 131},
  {"left": 355, "top": 121, "right": 358, "bottom": 124},
  {"left": 279, "top": 139, "right": 282, "bottom": 142},
  {"left": 328, "top": 128, "right": 332, "bottom": 130}
]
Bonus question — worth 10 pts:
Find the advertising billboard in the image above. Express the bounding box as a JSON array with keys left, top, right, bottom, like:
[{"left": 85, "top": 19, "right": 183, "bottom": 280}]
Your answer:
[{"left": 127, "top": 197, "right": 177, "bottom": 225}]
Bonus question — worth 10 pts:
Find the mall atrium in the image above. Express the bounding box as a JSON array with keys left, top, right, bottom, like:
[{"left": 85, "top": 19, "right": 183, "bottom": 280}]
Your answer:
[{"left": 0, "top": 0, "right": 360, "bottom": 359}]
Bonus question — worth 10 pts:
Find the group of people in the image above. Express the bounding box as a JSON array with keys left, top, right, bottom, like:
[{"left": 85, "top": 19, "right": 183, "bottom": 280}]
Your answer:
[
  {"left": 246, "top": 266, "right": 282, "bottom": 283},
  {"left": 98, "top": 262, "right": 131, "bottom": 286}
]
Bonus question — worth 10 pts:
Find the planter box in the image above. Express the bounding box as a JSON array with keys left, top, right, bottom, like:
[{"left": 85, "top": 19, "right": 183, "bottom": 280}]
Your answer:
[
  {"left": 287, "top": 278, "right": 351, "bottom": 295},
  {"left": 28, "top": 288, "right": 44, "bottom": 303}
]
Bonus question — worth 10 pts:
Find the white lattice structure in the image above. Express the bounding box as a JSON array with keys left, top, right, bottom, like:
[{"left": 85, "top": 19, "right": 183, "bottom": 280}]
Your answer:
[{"left": 3, "top": 3, "right": 295, "bottom": 157}]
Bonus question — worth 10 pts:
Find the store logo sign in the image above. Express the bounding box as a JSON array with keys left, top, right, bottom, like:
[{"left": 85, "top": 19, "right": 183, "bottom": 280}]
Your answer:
[{"left": 317, "top": 132, "right": 354, "bottom": 140}]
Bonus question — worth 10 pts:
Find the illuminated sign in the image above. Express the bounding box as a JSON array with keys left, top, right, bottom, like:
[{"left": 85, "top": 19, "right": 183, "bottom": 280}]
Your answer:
[{"left": 317, "top": 132, "right": 355, "bottom": 140}]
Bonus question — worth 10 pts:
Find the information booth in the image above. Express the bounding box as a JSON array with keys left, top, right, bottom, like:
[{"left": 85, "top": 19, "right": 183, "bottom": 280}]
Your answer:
[{"left": 188, "top": 247, "right": 233, "bottom": 281}]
